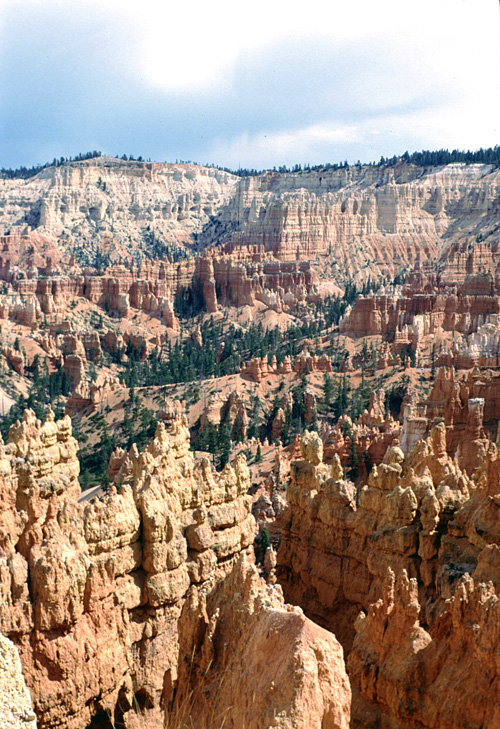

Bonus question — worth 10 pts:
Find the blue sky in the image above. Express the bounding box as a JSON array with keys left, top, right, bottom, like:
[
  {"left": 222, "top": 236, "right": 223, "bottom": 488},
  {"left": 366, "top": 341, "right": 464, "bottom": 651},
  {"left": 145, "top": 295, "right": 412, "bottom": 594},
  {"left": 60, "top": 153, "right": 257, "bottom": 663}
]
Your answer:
[{"left": 1, "top": 0, "right": 499, "bottom": 170}]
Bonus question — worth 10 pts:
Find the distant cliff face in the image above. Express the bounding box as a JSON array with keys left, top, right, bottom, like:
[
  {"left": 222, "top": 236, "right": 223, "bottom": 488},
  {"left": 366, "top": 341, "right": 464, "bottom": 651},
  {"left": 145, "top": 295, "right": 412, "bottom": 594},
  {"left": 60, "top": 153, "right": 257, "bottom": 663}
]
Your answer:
[
  {"left": 2, "top": 159, "right": 500, "bottom": 281},
  {"left": 0, "top": 158, "right": 239, "bottom": 264},
  {"left": 211, "top": 163, "right": 500, "bottom": 281}
]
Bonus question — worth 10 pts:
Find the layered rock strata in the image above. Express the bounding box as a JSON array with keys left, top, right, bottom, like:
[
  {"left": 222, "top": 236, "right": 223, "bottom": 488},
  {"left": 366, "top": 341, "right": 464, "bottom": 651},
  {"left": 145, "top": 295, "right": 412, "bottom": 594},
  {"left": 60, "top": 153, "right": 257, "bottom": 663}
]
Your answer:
[
  {"left": 0, "top": 247, "right": 321, "bottom": 327},
  {"left": 400, "top": 366, "right": 499, "bottom": 466},
  {"left": 0, "top": 158, "right": 239, "bottom": 260},
  {"left": 4, "top": 158, "right": 500, "bottom": 289},
  {"left": 204, "top": 162, "right": 500, "bottom": 280}
]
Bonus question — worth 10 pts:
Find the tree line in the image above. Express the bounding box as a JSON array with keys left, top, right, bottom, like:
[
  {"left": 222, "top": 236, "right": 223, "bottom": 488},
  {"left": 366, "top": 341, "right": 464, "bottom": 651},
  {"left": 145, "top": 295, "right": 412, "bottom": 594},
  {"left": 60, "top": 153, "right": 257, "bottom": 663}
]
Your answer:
[{"left": 3, "top": 146, "right": 499, "bottom": 182}]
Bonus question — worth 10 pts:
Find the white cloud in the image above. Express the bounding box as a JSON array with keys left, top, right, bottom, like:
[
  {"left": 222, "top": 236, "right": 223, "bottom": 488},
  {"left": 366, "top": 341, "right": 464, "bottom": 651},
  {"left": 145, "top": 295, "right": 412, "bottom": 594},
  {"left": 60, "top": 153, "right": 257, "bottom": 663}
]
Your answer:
[
  {"left": 208, "top": 123, "right": 361, "bottom": 167},
  {"left": 39, "top": 0, "right": 491, "bottom": 93},
  {"left": 207, "top": 90, "right": 500, "bottom": 169},
  {"left": 2, "top": 0, "right": 499, "bottom": 167}
]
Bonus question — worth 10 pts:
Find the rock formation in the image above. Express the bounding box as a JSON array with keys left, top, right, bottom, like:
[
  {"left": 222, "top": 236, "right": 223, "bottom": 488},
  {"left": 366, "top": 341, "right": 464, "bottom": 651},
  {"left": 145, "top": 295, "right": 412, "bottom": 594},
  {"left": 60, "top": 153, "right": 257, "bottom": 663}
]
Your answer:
[
  {"left": 0, "top": 633, "right": 37, "bottom": 729},
  {"left": 278, "top": 405, "right": 500, "bottom": 727},
  {"left": 202, "top": 162, "right": 500, "bottom": 281},
  {"left": 400, "top": 366, "right": 497, "bottom": 469},
  {"left": 0, "top": 159, "right": 239, "bottom": 263},
  {"left": 0, "top": 407, "right": 350, "bottom": 729},
  {"left": 278, "top": 421, "right": 471, "bottom": 644},
  {"left": 170, "top": 553, "right": 351, "bottom": 729},
  {"left": 240, "top": 349, "right": 333, "bottom": 383},
  {"left": 349, "top": 569, "right": 500, "bottom": 729},
  {"left": 4, "top": 158, "right": 500, "bottom": 296}
]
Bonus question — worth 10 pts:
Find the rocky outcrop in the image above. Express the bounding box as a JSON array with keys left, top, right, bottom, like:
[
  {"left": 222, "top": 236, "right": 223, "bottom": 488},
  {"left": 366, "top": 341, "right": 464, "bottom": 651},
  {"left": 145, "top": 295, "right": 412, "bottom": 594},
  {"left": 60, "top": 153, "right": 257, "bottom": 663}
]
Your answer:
[
  {"left": 210, "top": 250, "right": 320, "bottom": 310},
  {"left": 240, "top": 349, "right": 333, "bottom": 383},
  {"left": 278, "top": 405, "right": 500, "bottom": 727},
  {"left": 0, "top": 246, "right": 321, "bottom": 332},
  {"left": 65, "top": 372, "right": 121, "bottom": 415},
  {"left": 0, "top": 633, "right": 37, "bottom": 729},
  {"left": 0, "top": 407, "right": 349, "bottom": 729},
  {"left": 340, "top": 273, "right": 500, "bottom": 382},
  {"left": 340, "top": 284, "right": 500, "bottom": 340},
  {"left": 349, "top": 569, "right": 500, "bottom": 729},
  {"left": 321, "top": 390, "right": 400, "bottom": 477},
  {"left": 277, "top": 422, "right": 473, "bottom": 646},
  {"left": 171, "top": 553, "right": 351, "bottom": 729},
  {"left": 2, "top": 345, "right": 25, "bottom": 375},
  {"left": 199, "top": 390, "right": 249, "bottom": 439},
  {"left": 400, "top": 366, "right": 497, "bottom": 469}
]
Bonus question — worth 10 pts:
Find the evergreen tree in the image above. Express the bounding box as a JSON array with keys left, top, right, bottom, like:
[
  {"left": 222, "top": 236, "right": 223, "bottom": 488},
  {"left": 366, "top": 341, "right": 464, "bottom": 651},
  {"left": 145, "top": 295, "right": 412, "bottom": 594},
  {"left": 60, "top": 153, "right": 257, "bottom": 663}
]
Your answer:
[
  {"left": 322, "top": 372, "right": 334, "bottom": 409},
  {"left": 260, "top": 525, "right": 271, "bottom": 555},
  {"left": 217, "top": 421, "right": 231, "bottom": 468},
  {"left": 350, "top": 437, "right": 359, "bottom": 479}
]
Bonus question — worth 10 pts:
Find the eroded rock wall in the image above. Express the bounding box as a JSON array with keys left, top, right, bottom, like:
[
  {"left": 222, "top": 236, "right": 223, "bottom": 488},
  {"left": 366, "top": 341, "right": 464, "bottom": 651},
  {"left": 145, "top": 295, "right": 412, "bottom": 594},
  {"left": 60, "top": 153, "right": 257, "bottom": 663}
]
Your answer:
[
  {"left": 278, "top": 416, "right": 500, "bottom": 728},
  {"left": 0, "top": 407, "right": 350, "bottom": 729},
  {"left": 0, "top": 159, "right": 239, "bottom": 261},
  {"left": 3, "top": 159, "right": 500, "bottom": 286},
  {"left": 205, "top": 163, "right": 500, "bottom": 281}
]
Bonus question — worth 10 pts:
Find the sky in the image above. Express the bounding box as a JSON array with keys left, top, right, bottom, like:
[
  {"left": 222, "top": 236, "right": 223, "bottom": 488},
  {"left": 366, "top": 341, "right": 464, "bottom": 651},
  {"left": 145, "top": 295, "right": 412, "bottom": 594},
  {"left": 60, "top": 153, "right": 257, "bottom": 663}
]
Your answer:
[{"left": 1, "top": 0, "right": 499, "bottom": 170}]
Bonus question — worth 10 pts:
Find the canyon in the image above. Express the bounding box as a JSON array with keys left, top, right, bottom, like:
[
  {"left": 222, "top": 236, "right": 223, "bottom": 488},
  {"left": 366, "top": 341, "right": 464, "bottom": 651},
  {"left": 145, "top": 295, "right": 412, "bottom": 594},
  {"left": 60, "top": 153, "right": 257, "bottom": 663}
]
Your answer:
[
  {"left": 2, "top": 155, "right": 500, "bottom": 728},
  {"left": 2, "top": 157, "right": 500, "bottom": 281}
]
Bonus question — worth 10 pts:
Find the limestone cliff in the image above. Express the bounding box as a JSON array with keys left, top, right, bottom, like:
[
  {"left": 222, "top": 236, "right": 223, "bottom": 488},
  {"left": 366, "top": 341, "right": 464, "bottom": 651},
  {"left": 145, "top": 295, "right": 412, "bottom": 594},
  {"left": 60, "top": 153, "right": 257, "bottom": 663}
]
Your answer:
[
  {"left": 0, "top": 158, "right": 239, "bottom": 263},
  {"left": 205, "top": 162, "right": 500, "bottom": 281}
]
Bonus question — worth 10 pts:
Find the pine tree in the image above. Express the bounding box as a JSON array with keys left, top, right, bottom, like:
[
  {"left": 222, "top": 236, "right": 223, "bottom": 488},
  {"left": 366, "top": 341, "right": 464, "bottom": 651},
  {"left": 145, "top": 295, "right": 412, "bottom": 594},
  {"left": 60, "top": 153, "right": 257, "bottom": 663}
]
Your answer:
[
  {"left": 322, "top": 372, "right": 334, "bottom": 409},
  {"left": 217, "top": 421, "right": 231, "bottom": 468},
  {"left": 260, "top": 526, "right": 271, "bottom": 555},
  {"left": 350, "top": 437, "right": 359, "bottom": 479}
]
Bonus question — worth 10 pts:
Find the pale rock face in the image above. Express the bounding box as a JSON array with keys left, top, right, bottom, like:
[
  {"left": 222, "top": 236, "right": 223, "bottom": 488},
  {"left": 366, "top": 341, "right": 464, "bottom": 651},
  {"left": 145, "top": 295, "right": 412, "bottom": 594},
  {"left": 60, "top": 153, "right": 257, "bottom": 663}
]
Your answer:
[
  {"left": 0, "top": 633, "right": 37, "bottom": 729},
  {"left": 204, "top": 163, "right": 500, "bottom": 281},
  {"left": 300, "top": 429, "right": 323, "bottom": 465},
  {"left": 0, "top": 159, "right": 239, "bottom": 263},
  {"left": 4, "top": 160, "right": 500, "bottom": 288}
]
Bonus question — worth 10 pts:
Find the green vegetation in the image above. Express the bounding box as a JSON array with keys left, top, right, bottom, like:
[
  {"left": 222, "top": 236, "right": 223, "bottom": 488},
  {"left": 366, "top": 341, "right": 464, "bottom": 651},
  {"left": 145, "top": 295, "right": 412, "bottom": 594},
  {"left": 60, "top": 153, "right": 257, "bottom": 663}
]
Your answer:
[
  {"left": 122, "top": 284, "right": 367, "bottom": 390},
  {"left": 192, "top": 417, "right": 232, "bottom": 469},
  {"left": 0, "top": 150, "right": 102, "bottom": 180},
  {"left": 3, "top": 146, "right": 499, "bottom": 184},
  {"left": 0, "top": 360, "right": 71, "bottom": 441}
]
